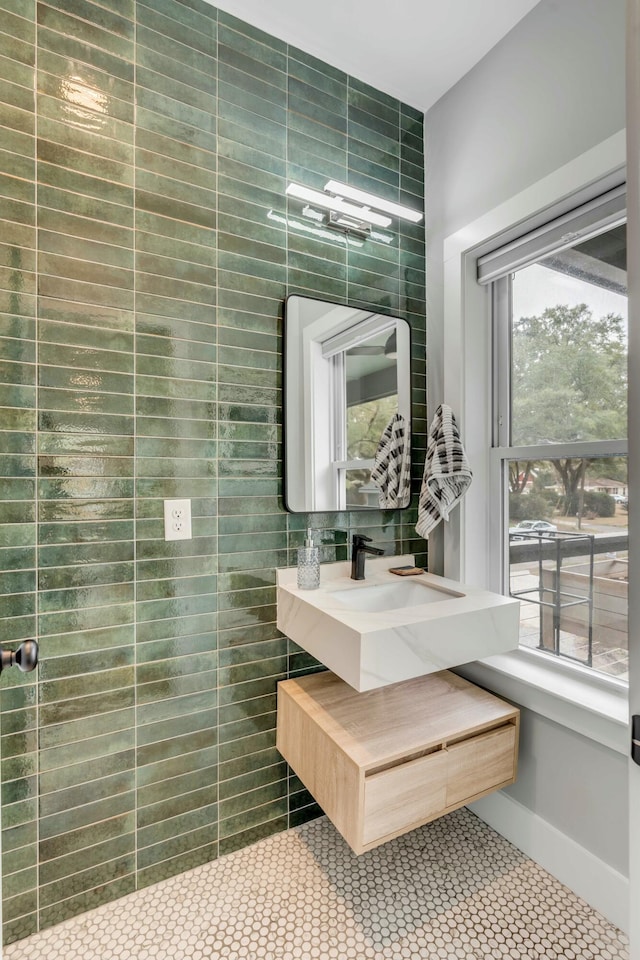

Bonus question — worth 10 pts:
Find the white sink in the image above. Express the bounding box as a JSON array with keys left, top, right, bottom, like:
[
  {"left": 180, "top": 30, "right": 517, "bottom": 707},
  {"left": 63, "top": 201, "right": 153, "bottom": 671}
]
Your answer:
[
  {"left": 277, "top": 555, "right": 520, "bottom": 691},
  {"left": 327, "top": 578, "right": 463, "bottom": 613}
]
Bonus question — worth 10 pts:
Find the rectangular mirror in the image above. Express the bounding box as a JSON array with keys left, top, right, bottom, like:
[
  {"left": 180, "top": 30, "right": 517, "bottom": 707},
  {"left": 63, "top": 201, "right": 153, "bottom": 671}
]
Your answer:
[{"left": 284, "top": 295, "right": 411, "bottom": 512}]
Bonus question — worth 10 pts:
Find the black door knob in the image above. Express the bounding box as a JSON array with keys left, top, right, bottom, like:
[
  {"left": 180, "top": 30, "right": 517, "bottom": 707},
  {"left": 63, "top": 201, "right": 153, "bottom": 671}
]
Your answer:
[{"left": 0, "top": 640, "right": 39, "bottom": 674}]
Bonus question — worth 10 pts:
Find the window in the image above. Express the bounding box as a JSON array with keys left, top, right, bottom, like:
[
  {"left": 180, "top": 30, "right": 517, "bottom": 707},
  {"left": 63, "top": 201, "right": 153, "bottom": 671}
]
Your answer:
[{"left": 484, "top": 189, "right": 628, "bottom": 681}]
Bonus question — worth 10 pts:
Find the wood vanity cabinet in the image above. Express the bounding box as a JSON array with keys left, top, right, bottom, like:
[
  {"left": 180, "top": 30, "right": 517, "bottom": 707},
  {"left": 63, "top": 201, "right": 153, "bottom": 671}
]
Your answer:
[{"left": 277, "top": 669, "right": 519, "bottom": 854}]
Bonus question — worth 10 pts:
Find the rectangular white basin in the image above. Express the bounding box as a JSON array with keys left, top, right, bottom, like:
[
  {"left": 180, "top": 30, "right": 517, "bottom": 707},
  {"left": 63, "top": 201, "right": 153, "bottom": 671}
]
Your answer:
[
  {"left": 327, "top": 578, "right": 463, "bottom": 612},
  {"left": 277, "top": 555, "right": 520, "bottom": 691}
]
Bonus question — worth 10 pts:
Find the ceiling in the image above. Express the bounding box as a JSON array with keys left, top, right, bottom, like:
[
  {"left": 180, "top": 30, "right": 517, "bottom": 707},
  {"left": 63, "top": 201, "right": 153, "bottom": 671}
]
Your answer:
[{"left": 209, "top": 0, "right": 542, "bottom": 112}]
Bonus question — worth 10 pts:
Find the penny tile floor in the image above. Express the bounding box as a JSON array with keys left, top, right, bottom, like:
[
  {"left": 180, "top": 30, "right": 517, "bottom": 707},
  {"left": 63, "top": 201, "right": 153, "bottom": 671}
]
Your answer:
[{"left": 4, "top": 808, "right": 628, "bottom": 959}]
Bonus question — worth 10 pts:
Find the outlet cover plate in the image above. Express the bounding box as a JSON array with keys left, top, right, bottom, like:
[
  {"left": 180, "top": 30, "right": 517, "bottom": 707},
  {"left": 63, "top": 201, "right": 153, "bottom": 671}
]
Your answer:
[{"left": 164, "top": 498, "right": 192, "bottom": 541}]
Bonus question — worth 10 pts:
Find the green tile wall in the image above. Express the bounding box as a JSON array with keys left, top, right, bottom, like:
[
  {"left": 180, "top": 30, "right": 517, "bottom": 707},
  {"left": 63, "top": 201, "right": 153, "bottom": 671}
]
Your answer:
[{"left": 0, "top": 0, "right": 425, "bottom": 943}]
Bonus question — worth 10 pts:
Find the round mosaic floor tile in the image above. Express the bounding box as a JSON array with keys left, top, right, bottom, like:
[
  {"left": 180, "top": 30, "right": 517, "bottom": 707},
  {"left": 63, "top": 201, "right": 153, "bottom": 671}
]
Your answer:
[{"left": 4, "top": 808, "right": 629, "bottom": 960}]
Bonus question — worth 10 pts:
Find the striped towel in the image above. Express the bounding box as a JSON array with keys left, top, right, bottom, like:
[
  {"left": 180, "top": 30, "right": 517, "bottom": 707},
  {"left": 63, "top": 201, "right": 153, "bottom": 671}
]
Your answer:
[
  {"left": 370, "top": 413, "right": 411, "bottom": 509},
  {"left": 415, "top": 404, "right": 472, "bottom": 538}
]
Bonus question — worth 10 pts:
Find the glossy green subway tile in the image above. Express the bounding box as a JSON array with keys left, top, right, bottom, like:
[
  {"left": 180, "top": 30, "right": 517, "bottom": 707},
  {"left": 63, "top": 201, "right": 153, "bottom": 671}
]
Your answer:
[
  {"left": 217, "top": 743, "right": 280, "bottom": 786},
  {"left": 39, "top": 725, "right": 134, "bottom": 776},
  {"left": 0, "top": 455, "right": 35, "bottom": 478},
  {"left": 0, "top": 98, "right": 35, "bottom": 138},
  {"left": 38, "top": 687, "right": 135, "bottom": 730},
  {"left": 134, "top": 128, "right": 216, "bottom": 179},
  {"left": 36, "top": 2, "right": 133, "bottom": 56},
  {"left": 0, "top": 594, "right": 33, "bottom": 622},
  {"left": 2, "top": 889, "right": 37, "bottom": 925},
  {"left": 218, "top": 758, "right": 285, "bottom": 803},
  {"left": 1, "top": 728, "right": 38, "bottom": 766},
  {"left": 216, "top": 212, "right": 284, "bottom": 255},
  {"left": 219, "top": 777, "right": 285, "bottom": 826},
  {"left": 136, "top": 667, "right": 217, "bottom": 710},
  {"left": 136, "top": 740, "right": 218, "bottom": 794},
  {"left": 137, "top": 840, "right": 217, "bottom": 891},
  {"left": 38, "top": 664, "right": 134, "bottom": 706},
  {"left": 218, "top": 797, "right": 287, "bottom": 843},
  {"left": 137, "top": 704, "right": 216, "bottom": 756},
  {"left": 39, "top": 789, "right": 135, "bottom": 847},
  {"left": 136, "top": 164, "right": 216, "bottom": 210},
  {"left": 3, "top": 914, "right": 37, "bottom": 946},
  {"left": 1, "top": 776, "right": 37, "bottom": 811},
  {"left": 136, "top": 758, "right": 216, "bottom": 813},
  {"left": 39, "top": 832, "right": 133, "bottom": 887},
  {"left": 2, "top": 818, "right": 36, "bottom": 858},
  {"left": 217, "top": 709, "right": 276, "bottom": 752},
  {"left": 38, "top": 875, "right": 136, "bottom": 931},
  {"left": 135, "top": 104, "right": 216, "bottom": 157},
  {"left": 217, "top": 157, "right": 283, "bottom": 205},
  {"left": 138, "top": 782, "right": 215, "bottom": 835},
  {"left": 3, "top": 843, "right": 36, "bottom": 881},
  {"left": 40, "top": 0, "right": 132, "bottom": 36},
  {"left": 38, "top": 139, "right": 133, "bottom": 188},
  {"left": 218, "top": 14, "right": 285, "bottom": 65},
  {"left": 38, "top": 231, "right": 134, "bottom": 276},
  {"left": 39, "top": 624, "right": 133, "bottom": 661},
  {"left": 136, "top": 69, "right": 216, "bottom": 123},
  {"left": 137, "top": 799, "right": 217, "bottom": 857},
  {"left": 39, "top": 854, "right": 135, "bottom": 909},
  {"left": 137, "top": 727, "right": 216, "bottom": 777},
  {"left": 0, "top": 541, "right": 33, "bottom": 577},
  {"left": 37, "top": 187, "right": 133, "bottom": 237},
  {"left": 135, "top": 227, "right": 215, "bottom": 270},
  {"left": 36, "top": 156, "right": 133, "bottom": 208},
  {"left": 1, "top": 796, "right": 37, "bottom": 835},
  {"left": 218, "top": 677, "right": 283, "bottom": 714},
  {"left": 135, "top": 337, "right": 215, "bottom": 372},
  {"left": 0, "top": 383, "right": 35, "bottom": 410},
  {"left": 36, "top": 103, "right": 133, "bottom": 158},
  {"left": 39, "top": 768, "right": 134, "bottom": 822},
  {"left": 217, "top": 43, "right": 285, "bottom": 99},
  {"left": 37, "top": 807, "right": 131, "bottom": 865},
  {"left": 39, "top": 644, "right": 133, "bottom": 684},
  {"left": 218, "top": 814, "right": 286, "bottom": 857},
  {"left": 0, "top": 615, "right": 36, "bottom": 646},
  {"left": 136, "top": 0, "right": 215, "bottom": 54},
  {"left": 135, "top": 41, "right": 215, "bottom": 100},
  {"left": 217, "top": 621, "right": 280, "bottom": 653}
]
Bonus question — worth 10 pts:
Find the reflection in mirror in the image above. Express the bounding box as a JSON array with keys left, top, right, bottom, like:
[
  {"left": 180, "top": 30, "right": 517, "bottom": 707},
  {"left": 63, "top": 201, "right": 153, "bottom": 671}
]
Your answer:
[{"left": 284, "top": 295, "right": 411, "bottom": 512}]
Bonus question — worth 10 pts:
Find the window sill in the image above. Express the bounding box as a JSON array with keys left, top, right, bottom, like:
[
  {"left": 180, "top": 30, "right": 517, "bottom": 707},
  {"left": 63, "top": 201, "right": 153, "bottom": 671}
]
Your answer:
[{"left": 455, "top": 647, "right": 629, "bottom": 755}]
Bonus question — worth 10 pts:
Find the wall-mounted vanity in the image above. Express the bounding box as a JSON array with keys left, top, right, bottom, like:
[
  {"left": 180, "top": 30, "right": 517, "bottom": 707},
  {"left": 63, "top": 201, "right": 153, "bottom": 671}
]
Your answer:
[
  {"left": 279, "top": 295, "right": 520, "bottom": 856},
  {"left": 275, "top": 554, "right": 520, "bottom": 855},
  {"left": 277, "top": 669, "right": 519, "bottom": 854}
]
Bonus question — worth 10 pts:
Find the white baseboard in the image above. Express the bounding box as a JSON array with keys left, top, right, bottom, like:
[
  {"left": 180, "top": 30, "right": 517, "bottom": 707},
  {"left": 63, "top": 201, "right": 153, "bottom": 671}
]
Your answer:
[{"left": 468, "top": 791, "right": 629, "bottom": 934}]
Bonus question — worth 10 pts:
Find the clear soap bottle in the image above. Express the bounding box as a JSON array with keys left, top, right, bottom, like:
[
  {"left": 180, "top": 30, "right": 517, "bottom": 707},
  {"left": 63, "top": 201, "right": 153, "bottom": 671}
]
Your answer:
[{"left": 297, "top": 528, "right": 320, "bottom": 590}]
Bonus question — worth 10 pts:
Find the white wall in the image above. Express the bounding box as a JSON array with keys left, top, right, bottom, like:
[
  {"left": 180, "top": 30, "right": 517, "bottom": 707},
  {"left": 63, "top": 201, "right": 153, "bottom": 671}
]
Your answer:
[{"left": 424, "top": 0, "right": 629, "bottom": 911}]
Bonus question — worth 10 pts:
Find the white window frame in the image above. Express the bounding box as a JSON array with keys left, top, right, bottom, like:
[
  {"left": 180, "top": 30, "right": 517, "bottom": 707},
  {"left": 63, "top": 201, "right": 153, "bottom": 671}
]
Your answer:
[{"left": 441, "top": 131, "right": 628, "bottom": 752}]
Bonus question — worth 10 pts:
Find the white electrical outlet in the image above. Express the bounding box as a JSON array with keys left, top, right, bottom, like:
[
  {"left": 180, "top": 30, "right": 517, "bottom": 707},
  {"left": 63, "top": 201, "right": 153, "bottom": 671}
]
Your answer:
[{"left": 164, "top": 498, "right": 192, "bottom": 541}]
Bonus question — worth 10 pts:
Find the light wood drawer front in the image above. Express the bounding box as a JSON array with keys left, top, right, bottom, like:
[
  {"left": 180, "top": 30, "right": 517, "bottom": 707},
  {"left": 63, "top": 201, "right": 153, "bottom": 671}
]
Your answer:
[
  {"left": 446, "top": 724, "right": 516, "bottom": 807},
  {"left": 363, "top": 750, "right": 448, "bottom": 846}
]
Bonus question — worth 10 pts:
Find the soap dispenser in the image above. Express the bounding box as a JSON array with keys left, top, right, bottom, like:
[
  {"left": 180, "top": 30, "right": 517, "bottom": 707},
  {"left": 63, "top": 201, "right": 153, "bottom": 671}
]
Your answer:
[{"left": 297, "top": 529, "right": 320, "bottom": 590}]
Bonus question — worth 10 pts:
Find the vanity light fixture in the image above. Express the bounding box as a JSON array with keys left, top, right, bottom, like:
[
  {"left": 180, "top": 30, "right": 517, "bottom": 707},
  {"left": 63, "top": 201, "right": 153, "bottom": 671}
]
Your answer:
[
  {"left": 286, "top": 183, "right": 392, "bottom": 229},
  {"left": 286, "top": 180, "right": 422, "bottom": 241},
  {"left": 324, "top": 180, "right": 423, "bottom": 224}
]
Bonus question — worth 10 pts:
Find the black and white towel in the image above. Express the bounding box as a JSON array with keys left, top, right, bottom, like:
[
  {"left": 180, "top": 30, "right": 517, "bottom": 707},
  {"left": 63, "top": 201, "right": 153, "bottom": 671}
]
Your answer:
[
  {"left": 416, "top": 404, "right": 472, "bottom": 538},
  {"left": 371, "top": 413, "right": 411, "bottom": 509}
]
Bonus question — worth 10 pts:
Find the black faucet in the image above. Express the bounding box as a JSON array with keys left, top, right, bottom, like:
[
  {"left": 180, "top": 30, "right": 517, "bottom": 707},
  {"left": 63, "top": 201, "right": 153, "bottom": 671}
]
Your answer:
[{"left": 351, "top": 534, "right": 384, "bottom": 580}]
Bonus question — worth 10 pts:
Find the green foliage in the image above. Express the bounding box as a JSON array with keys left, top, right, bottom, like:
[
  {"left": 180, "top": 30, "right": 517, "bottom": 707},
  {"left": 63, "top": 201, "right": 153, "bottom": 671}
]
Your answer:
[
  {"left": 512, "top": 303, "right": 627, "bottom": 446},
  {"left": 347, "top": 396, "right": 398, "bottom": 460},
  {"left": 509, "top": 491, "right": 558, "bottom": 522},
  {"left": 511, "top": 303, "right": 626, "bottom": 514},
  {"left": 566, "top": 490, "right": 616, "bottom": 518}
]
